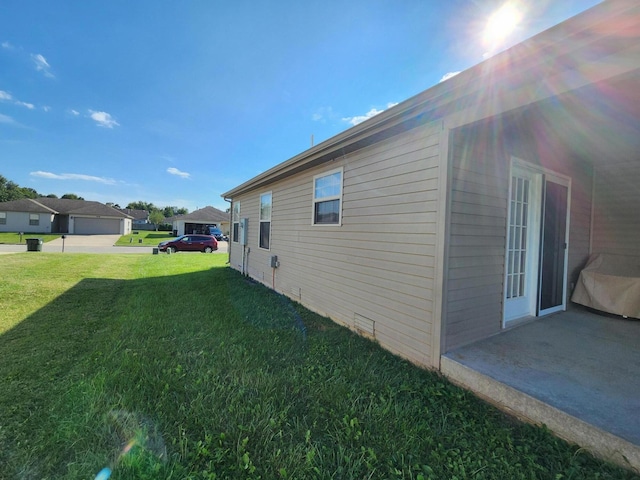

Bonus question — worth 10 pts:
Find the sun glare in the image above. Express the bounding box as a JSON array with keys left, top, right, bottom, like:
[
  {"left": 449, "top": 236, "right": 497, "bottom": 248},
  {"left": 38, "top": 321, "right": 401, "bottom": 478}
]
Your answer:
[{"left": 483, "top": 2, "right": 523, "bottom": 48}]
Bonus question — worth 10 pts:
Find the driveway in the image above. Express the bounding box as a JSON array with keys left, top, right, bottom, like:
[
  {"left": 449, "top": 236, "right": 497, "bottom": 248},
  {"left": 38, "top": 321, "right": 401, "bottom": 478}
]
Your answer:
[{"left": 0, "top": 235, "right": 229, "bottom": 255}]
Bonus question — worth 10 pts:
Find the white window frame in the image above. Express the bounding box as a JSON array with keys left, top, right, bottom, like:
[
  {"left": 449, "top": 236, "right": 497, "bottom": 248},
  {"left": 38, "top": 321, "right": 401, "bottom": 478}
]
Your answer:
[
  {"left": 312, "top": 167, "right": 343, "bottom": 226},
  {"left": 259, "top": 191, "right": 272, "bottom": 250},
  {"left": 232, "top": 201, "right": 240, "bottom": 243},
  {"left": 29, "top": 213, "right": 39, "bottom": 226},
  {"left": 0, "top": 212, "right": 5, "bottom": 225}
]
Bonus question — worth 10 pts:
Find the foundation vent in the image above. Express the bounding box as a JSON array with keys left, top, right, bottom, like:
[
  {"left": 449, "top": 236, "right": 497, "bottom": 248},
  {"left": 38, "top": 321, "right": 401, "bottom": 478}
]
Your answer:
[{"left": 354, "top": 313, "right": 375, "bottom": 339}]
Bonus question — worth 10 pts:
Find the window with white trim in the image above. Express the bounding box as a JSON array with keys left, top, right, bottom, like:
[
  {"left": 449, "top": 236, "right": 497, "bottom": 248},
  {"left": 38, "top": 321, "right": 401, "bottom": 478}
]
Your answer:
[
  {"left": 259, "top": 192, "right": 271, "bottom": 249},
  {"left": 232, "top": 201, "right": 240, "bottom": 243},
  {"left": 313, "top": 168, "right": 343, "bottom": 225},
  {"left": 0, "top": 212, "right": 5, "bottom": 225},
  {"left": 29, "top": 213, "right": 39, "bottom": 226}
]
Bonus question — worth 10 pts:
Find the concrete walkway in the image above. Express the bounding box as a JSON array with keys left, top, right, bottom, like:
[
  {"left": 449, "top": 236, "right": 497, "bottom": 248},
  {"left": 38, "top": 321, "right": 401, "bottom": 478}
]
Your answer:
[{"left": 0, "top": 235, "right": 228, "bottom": 254}]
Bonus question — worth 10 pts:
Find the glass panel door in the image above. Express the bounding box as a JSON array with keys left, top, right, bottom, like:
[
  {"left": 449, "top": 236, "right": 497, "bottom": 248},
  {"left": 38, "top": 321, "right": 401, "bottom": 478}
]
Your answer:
[
  {"left": 506, "top": 176, "right": 529, "bottom": 301},
  {"left": 538, "top": 179, "right": 569, "bottom": 314},
  {"left": 504, "top": 163, "right": 542, "bottom": 324}
]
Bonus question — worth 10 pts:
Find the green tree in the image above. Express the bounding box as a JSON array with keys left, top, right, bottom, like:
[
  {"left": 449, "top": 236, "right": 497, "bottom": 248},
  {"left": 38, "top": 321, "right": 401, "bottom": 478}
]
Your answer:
[
  {"left": 61, "top": 193, "right": 84, "bottom": 200},
  {"left": 163, "top": 206, "right": 175, "bottom": 218},
  {"left": 0, "top": 175, "right": 46, "bottom": 201},
  {"left": 148, "top": 210, "right": 165, "bottom": 231},
  {"left": 20, "top": 187, "right": 38, "bottom": 199},
  {"left": 126, "top": 201, "right": 155, "bottom": 212},
  {"left": 175, "top": 207, "right": 188, "bottom": 215}
]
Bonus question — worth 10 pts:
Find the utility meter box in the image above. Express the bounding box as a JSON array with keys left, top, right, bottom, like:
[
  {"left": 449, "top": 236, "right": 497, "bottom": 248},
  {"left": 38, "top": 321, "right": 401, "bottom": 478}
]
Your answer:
[
  {"left": 239, "top": 218, "right": 248, "bottom": 245},
  {"left": 270, "top": 255, "right": 279, "bottom": 268}
]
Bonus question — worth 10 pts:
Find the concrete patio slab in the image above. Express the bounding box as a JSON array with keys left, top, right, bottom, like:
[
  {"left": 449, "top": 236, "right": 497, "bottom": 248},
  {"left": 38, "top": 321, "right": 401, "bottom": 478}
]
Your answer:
[{"left": 442, "top": 308, "right": 640, "bottom": 472}]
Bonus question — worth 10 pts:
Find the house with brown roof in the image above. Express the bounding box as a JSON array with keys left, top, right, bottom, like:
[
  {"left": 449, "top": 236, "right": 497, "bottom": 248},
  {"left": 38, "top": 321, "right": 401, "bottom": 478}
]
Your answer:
[
  {"left": 170, "top": 206, "right": 229, "bottom": 236},
  {"left": 117, "top": 208, "right": 149, "bottom": 225},
  {"left": 0, "top": 198, "right": 133, "bottom": 234},
  {"left": 222, "top": 0, "right": 640, "bottom": 470}
]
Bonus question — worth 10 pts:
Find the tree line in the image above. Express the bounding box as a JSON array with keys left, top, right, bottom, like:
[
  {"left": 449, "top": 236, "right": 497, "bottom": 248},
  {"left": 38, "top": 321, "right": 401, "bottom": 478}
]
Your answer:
[{"left": 0, "top": 175, "right": 188, "bottom": 219}]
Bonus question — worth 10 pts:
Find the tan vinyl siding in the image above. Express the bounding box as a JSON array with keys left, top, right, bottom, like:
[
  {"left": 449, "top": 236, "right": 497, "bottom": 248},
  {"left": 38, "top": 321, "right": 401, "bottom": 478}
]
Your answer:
[
  {"left": 444, "top": 121, "right": 509, "bottom": 351},
  {"left": 229, "top": 123, "right": 442, "bottom": 367},
  {"left": 565, "top": 161, "right": 594, "bottom": 288},
  {"left": 591, "top": 161, "right": 640, "bottom": 257},
  {"left": 444, "top": 115, "right": 594, "bottom": 351}
]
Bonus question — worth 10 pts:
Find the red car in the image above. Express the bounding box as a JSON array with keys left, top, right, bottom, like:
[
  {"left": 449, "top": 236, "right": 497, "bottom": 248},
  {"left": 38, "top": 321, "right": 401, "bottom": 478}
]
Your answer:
[{"left": 158, "top": 234, "right": 218, "bottom": 253}]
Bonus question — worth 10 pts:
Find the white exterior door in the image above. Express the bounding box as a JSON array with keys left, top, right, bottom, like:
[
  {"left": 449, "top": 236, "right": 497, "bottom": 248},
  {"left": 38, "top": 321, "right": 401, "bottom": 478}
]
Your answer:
[
  {"left": 504, "top": 159, "right": 570, "bottom": 324},
  {"left": 504, "top": 162, "right": 542, "bottom": 323}
]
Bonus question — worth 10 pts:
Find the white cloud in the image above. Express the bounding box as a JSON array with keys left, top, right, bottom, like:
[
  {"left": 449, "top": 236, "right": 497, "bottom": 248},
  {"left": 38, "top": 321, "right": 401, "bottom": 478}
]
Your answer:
[
  {"left": 0, "top": 113, "right": 17, "bottom": 125},
  {"left": 312, "top": 106, "right": 336, "bottom": 123},
  {"left": 43, "top": 106, "right": 51, "bottom": 112},
  {"left": 1, "top": 41, "right": 14, "bottom": 50},
  {"left": 342, "top": 102, "right": 399, "bottom": 126},
  {"left": 31, "top": 53, "right": 54, "bottom": 78},
  {"left": 89, "top": 110, "right": 119, "bottom": 128},
  {"left": 440, "top": 71, "right": 461, "bottom": 82},
  {"left": 0, "top": 90, "right": 36, "bottom": 110},
  {"left": 167, "top": 167, "right": 191, "bottom": 179},
  {"left": 30, "top": 171, "right": 117, "bottom": 185},
  {"left": 69, "top": 109, "right": 80, "bottom": 116}
]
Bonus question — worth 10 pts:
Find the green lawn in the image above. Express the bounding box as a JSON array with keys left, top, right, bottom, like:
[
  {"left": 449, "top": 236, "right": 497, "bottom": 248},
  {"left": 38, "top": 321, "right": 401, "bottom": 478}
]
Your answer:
[
  {"left": 115, "top": 230, "right": 175, "bottom": 246},
  {"left": 0, "top": 232, "right": 60, "bottom": 244},
  {"left": 0, "top": 254, "right": 636, "bottom": 480}
]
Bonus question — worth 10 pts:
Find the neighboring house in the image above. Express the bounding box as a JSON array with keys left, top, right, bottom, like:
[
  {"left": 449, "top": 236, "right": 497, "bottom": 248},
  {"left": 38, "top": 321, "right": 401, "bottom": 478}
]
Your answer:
[
  {"left": 170, "top": 206, "right": 229, "bottom": 236},
  {"left": 222, "top": 0, "right": 639, "bottom": 467},
  {"left": 0, "top": 198, "right": 133, "bottom": 235},
  {"left": 118, "top": 208, "right": 149, "bottom": 225}
]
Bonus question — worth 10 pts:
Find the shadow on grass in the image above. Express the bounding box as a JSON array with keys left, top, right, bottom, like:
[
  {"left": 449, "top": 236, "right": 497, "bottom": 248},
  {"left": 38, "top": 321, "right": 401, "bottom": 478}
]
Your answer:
[
  {"left": 1, "top": 266, "right": 636, "bottom": 480},
  {"left": 0, "top": 266, "right": 309, "bottom": 479},
  {"left": 142, "top": 233, "right": 174, "bottom": 239}
]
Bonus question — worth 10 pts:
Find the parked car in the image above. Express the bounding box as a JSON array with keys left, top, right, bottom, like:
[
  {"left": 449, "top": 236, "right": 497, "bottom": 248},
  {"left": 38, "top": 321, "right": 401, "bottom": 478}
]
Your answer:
[
  {"left": 207, "top": 226, "right": 229, "bottom": 242},
  {"left": 158, "top": 235, "right": 218, "bottom": 253}
]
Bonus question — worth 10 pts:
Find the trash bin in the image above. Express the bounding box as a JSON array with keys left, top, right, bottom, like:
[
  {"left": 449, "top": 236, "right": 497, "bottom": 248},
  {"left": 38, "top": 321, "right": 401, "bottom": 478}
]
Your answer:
[
  {"left": 26, "top": 238, "right": 43, "bottom": 252},
  {"left": 152, "top": 247, "right": 159, "bottom": 255}
]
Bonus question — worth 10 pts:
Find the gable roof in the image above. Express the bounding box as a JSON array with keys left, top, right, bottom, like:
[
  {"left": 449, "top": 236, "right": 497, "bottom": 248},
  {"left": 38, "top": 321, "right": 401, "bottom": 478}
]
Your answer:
[
  {"left": 117, "top": 208, "right": 149, "bottom": 221},
  {"left": 172, "top": 206, "right": 228, "bottom": 223},
  {"left": 0, "top": 198, "right": 57, "bottom": 214},
  {"left": 0, "top": 197, "right": 133, "bottom": 218},
  {"left": 222, "top": 0, "right": 640, "bottom": 198}
]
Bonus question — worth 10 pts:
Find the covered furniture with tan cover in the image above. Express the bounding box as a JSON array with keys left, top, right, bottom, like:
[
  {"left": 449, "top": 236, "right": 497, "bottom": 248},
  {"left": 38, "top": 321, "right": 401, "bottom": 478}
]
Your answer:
[{"left": 572, "top": 253, "right": 640, "bottom": 319}]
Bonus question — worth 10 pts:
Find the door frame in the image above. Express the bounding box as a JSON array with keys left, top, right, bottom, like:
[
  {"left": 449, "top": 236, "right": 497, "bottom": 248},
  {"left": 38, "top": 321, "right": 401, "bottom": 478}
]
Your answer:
[
  {"left": 503, "top": 157, "right": 571, "bottom": 326},
  {"left": 537, "top": 170, "right": 571, "bottom": 316}
]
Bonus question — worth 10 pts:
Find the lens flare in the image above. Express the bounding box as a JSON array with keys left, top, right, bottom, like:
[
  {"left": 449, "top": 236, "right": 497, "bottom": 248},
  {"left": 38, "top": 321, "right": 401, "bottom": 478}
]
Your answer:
[
  {"left": 94, "top": 410, "right": 166, "bottom": 479},
  {"left": 483, "top": 2, "right": 523, "bottom": 47},
  {"left": 94, "top": 467, "right": 112, "bottom": 480}
]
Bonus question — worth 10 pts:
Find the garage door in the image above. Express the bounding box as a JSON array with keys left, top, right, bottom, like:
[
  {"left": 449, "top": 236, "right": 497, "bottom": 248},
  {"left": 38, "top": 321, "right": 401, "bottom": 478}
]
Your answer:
[{"left": 74, "top": 217, "right": 121, "bottom": 234}]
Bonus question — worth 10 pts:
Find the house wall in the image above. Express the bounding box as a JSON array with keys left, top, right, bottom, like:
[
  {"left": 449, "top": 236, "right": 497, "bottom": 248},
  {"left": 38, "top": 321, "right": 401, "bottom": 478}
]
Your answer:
[
  {"left": 444, "top": 113, "right": 594, "bottom": 352},
  {"left": 229, "top": 123, "right": 444, "bottom": 368},
  {"left": 591, "top": 161, "right": 640, "bottom": 257},
  {"left": 174, "top": 220, "right": 185, "bottom": 236},
  {"left": 0, "top": 211, "right": 54, "bottom": 233}
]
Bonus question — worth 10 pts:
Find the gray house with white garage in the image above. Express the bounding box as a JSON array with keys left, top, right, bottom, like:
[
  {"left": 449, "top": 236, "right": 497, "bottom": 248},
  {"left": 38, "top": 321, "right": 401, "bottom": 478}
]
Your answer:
[
  {"left": 0, "top": 198, "right": 133, "bottom": 235},
  {"left": 223, "top": 0, "right": 640, "bottom": 470},
  {"left": 171, "top": 206, "right": 229, "bottom": 236}
]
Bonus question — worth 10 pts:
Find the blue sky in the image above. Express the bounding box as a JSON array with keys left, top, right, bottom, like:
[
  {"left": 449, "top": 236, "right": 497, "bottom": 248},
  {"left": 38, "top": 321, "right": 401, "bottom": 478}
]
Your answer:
[{"left": 0, "top": 0, "right": 601, "bottom": 212}]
